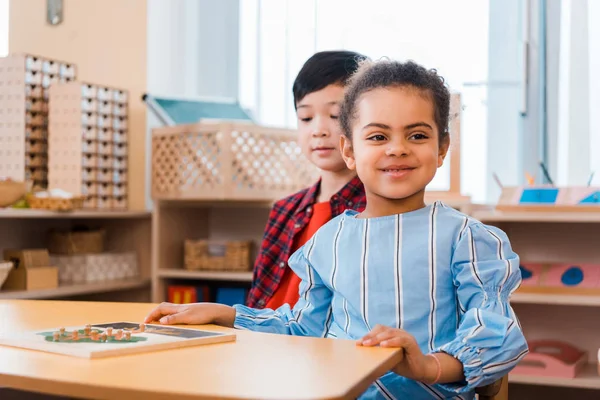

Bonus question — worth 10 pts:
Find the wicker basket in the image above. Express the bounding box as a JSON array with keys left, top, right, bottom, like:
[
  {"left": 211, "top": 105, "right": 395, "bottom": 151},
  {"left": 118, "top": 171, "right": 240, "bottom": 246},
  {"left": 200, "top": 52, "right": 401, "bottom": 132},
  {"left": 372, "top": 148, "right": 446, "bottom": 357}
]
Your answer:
[
  {"left": 47, "top": 229, "right": 105, "bottom": 255},
  {"left": 151, "top": 121, "right": 319, "bottom": 201},
  {"left": 27, "top": 194, "right": 86, "bottom": 211},
  {"left": 184, "top": 240, "right": 252, "bottom": 272}
]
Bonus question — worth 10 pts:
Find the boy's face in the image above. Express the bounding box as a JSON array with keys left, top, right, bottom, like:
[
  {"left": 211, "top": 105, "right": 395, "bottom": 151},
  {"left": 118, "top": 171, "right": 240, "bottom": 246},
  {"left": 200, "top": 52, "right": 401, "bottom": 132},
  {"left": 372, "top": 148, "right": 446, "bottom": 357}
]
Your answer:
[
  {"left": 296, "top": 84, "right": 348, "bottom": 173},
  {"left": 342, "top": 86, "right": 448, "bottom": 202}
]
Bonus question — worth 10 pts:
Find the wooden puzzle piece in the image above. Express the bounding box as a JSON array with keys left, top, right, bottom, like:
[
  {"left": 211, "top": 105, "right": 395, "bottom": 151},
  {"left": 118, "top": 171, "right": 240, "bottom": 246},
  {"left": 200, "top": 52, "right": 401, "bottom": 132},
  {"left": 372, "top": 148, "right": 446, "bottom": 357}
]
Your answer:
[{"left": 42, "top": 323, "right": 148, "bottom": 344}]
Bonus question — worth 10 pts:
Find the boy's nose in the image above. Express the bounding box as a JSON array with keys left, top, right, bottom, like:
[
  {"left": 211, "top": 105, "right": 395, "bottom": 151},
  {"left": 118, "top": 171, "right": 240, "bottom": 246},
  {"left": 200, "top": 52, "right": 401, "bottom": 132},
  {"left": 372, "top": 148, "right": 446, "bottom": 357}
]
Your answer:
[
  {"left": 311, "top": 118, "right": 330, "bottom": 137},
  {"left": 311, "top": 130, "right": 329, "bottom": 137}
]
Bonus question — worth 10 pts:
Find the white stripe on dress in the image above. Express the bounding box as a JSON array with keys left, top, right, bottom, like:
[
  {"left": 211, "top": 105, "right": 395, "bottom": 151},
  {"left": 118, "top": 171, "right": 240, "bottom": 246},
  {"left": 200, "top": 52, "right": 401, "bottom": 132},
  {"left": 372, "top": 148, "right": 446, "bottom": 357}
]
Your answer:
[
  {"left": 394, "top": 214, "right": 403, "bottom": 329},
  {"left": 468, "top": 227, "right": 485, "bottom": 292},
  {"left": 485, "top": 227, "right": 511, "bottom": 316},
  {"left": 428, "top": 202, "right": 438, "bottom": 351},
  {"left": 361, "top": 219, "right": 371, "bottom": 330},
  {"left": 331, "top": 218, "right": 344, "bottom": 290},
  {"left": 296, "top": 237, "right": 317, "bottom": 325}
]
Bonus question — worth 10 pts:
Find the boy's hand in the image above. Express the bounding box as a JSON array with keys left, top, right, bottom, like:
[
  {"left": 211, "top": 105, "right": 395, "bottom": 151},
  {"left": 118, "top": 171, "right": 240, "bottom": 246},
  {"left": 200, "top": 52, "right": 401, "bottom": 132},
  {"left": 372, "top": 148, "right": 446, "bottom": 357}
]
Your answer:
[
  {"left": 357, "top": 324, "right": 438, "bottom": 383},
  {"left": 143, "top": 302, "right": 236, "bottom": 328}
]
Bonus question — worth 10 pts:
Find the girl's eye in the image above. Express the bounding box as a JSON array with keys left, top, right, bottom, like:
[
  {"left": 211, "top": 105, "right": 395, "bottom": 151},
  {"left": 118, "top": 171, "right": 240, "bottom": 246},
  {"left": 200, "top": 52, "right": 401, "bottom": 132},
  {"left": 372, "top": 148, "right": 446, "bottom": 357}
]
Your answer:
[
  {"left": 300, "top": 117, "right": 312, "bottom": 123},
  {"left": 410, "top": 133, "right": 428, "bottom": 140},
  {"left": 330, "top": 115, "right": 339, "bottom": 120},
  {"left": 368, "top": 134, "right": 386, "bottom": 141}
]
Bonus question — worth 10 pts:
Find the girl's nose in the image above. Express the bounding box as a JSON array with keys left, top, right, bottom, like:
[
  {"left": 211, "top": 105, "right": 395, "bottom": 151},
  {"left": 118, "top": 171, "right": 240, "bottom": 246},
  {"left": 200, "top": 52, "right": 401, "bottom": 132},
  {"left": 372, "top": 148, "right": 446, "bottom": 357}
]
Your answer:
[{"left": 385, "top": 139, "right": 409, "bottom": 157}]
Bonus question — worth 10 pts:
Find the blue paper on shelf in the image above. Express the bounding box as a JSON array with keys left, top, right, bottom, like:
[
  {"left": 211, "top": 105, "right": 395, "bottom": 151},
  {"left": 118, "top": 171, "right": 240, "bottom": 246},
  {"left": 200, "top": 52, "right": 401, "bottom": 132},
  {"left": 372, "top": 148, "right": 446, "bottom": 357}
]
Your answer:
[
  {"left": 579, "top": 191, "right": 600, "bottom": 204},
  {"left": 215, "top": 288, "right": 247, "bottom": 306},
  {"left": 519, "top": 188, "right": 559, "bottom": 204}
]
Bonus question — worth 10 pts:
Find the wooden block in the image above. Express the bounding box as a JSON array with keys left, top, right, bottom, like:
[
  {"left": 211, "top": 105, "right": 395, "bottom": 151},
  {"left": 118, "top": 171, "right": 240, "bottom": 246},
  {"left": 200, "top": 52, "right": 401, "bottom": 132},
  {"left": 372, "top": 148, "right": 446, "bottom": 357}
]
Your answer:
[{"left": 47, "top": 81, "right": 129, "bottom": 208}]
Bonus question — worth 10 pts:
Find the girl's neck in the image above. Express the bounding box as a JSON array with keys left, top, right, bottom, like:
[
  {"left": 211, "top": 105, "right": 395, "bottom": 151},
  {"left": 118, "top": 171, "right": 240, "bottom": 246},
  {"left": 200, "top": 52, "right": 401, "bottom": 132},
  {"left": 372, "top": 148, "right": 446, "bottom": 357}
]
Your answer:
[
  {"left": 360, "top": 189, "right": 427, "bottom": 218},
  {"left": 317, "top": 169, "right": 357, "bottom": 203}
]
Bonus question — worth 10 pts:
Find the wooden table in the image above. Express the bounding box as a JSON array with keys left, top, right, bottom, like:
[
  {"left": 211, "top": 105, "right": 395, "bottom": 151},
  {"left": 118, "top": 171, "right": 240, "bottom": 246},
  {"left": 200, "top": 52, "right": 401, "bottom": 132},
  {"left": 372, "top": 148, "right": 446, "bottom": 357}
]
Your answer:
[{"left": 0, "top": 300, "right": 403, "bottom": 400}]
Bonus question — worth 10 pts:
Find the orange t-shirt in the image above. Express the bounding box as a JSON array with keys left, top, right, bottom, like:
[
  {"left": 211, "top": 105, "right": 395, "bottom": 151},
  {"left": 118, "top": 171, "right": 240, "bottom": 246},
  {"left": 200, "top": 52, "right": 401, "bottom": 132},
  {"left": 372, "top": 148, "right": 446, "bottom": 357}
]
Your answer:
[{"left": 265, "top": 201, "right": 332, "bottom": 309}]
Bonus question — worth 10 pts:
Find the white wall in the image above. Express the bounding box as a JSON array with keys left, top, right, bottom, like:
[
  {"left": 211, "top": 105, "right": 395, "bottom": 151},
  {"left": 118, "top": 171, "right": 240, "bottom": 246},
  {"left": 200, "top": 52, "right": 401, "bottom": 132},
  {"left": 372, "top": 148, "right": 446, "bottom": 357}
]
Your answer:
[
  {"left": 485, "top": 0, "right": 524, "bottom": 202},
  {"left": 589, "top": 0, "right": 600, "bottom": 186},
  {"left": 556, "top": 0, "right": 591, "bottom": 186},
  {"left": 0, "top": 0, "right": 8, "bottom": 56}
]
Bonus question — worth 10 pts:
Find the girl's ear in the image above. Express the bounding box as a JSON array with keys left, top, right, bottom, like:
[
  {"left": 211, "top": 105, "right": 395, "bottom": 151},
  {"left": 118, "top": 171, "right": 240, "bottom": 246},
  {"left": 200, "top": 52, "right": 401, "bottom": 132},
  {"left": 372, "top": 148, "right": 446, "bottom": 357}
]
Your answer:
[
  {"left": 437, "top": 134, "right": 450, "bottom": 168},
  {"left": 340, "top": 135, "right": 356, "bottom": 170}
]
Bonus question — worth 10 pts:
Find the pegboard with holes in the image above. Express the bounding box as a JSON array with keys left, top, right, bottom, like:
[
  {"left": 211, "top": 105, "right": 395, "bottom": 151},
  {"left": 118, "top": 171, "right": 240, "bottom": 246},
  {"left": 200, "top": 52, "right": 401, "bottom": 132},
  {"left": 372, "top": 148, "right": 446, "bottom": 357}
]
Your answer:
[
  {"left": 0, "top": 53, "right": 77, "bottom": 186},
  {"left": 151, "top": 122, "right": 319, "bottom": 201},
  {"left": 47, "top": 81, "right": 129, "bottom": 210}
]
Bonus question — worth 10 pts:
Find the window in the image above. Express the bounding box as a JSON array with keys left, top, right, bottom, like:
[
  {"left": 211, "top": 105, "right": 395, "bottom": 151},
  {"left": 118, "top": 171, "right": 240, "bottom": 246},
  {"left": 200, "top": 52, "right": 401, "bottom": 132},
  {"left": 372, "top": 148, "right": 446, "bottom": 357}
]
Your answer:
[
  {"left": 0, "top": 0, "right": 8, "bottom": 57},
  {"left": 239, "top": 0, "right": 490, "bottom": 201}
]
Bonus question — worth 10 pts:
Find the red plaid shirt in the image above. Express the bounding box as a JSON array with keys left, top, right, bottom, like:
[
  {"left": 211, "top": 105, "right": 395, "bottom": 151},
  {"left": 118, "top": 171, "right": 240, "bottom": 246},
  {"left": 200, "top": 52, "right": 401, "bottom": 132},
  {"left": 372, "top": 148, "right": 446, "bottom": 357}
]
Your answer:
[{"left": 246, "top": 176, "right": 366, "bottom": 308}]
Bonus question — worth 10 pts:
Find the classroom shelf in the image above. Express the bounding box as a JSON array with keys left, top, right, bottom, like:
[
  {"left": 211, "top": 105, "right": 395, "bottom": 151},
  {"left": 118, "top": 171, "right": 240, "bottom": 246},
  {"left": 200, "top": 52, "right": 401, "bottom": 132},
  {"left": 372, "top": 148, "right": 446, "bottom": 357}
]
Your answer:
[
  {"left": 473, "top": 210, "right": 600, "bottom": 223},
  {"left": 511, "top": 292, "right": 600, "bottom": 307},
  {"left": 510, "top": 364, "right": 600, "bottom": 389},
  {"left": 0, "top": 278, "right": 150, "bottom": 300},
  {"left": 0, "top": 209, "right": 151, "bottom": 219},
  {"left": 158, "top": 269, "right": 253, "bottom": 282},
  {"left": 0, "top": 209, "right": 152, "bottom": 302}
]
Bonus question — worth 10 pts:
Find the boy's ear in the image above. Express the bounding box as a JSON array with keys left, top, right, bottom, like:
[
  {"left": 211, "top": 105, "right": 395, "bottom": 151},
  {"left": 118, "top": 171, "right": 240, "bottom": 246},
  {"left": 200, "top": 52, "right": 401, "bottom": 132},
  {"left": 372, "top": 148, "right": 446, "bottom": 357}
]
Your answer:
[
  {"left": 437, "top": 134, "right": 450, "bottom": 168},
  {"left": 340, "top": 135, "right": 356, "bottom": 170}
]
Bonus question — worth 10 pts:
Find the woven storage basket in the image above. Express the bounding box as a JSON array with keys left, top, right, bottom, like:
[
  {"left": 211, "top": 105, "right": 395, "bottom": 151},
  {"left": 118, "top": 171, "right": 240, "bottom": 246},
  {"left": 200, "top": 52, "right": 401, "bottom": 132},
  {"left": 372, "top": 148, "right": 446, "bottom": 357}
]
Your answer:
[
  {"left": 184, "top": 240, "right": 252, "bottom": 272},
  {"left": 27, "top": 194, "right": 86, "bottom": 211},
  {"left": 47, "top": 229, "right": 105, "bottom": 255},
  {"left": 151, "top": 121, "right": 319, "bottom": 201}
]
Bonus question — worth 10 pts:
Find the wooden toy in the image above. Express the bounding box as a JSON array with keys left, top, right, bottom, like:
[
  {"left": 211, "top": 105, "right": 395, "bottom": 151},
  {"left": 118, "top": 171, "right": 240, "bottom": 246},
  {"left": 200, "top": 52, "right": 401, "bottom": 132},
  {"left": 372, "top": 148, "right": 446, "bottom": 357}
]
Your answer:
[
  {"left": 48, "top": 81, "right": 129, "bottom": 210},
  {"left": 496, "top": 185, "right": 600, "bottom": 212},
  {"left": 0, "top": 322, "right": 235, "bottom": 359},
  {"left": 519, "top": 263, "right": 600, "bottom": 295},
  {"left": 0, "top": 53, "right": 77, "bottom": 189},
  {"left": 512, "top": 340, "right": 587, "bottom": 378}
]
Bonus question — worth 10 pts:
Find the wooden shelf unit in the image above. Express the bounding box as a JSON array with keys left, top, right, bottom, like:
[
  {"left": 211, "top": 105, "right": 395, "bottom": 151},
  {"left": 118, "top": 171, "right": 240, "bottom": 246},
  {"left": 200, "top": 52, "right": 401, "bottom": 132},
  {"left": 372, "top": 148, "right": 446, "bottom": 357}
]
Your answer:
[
  {"left": 510, "top": 363, "right": 600, "bottom": 390},
  {"left": 151, "top": 194, "right": 472, "bottom": 303},
  {"left": 0, "top": 277, "right": 150, "bottom": 300},
  {"left": 151, "top": 199, "right": 271, "bottom": 303},
  {"left": 0, "top": 209, "right": 152, "bottom": 302},
  {"left": 158, "top": 269, "right": 253, "bottom": 282},
  {"left": 475, "top": 209, "right": 600, "bottom": 398}
]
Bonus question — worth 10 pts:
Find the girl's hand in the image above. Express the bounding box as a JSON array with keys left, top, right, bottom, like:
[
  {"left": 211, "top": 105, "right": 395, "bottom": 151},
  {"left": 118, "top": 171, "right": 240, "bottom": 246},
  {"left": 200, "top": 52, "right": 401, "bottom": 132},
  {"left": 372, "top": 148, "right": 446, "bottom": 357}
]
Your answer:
[
  {"left": 357, "top": 324, "right": 439, "bottom": 383},
  {"left": 143, "top": 302, "right": 236, "bottom": 327}
]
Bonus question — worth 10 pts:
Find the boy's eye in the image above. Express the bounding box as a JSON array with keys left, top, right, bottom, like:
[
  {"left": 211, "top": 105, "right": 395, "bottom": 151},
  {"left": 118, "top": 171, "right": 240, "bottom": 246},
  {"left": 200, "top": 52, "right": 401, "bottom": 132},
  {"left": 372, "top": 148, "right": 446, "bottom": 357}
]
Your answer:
[
  {"left": 367, "top": 134, "right": 386, "bottom": 141},
  {"left": 299, "top": 117, "right": 312, "bottom": 123},
  {"left": 330, "top": 115, "right": 339, "bottom": 120}
]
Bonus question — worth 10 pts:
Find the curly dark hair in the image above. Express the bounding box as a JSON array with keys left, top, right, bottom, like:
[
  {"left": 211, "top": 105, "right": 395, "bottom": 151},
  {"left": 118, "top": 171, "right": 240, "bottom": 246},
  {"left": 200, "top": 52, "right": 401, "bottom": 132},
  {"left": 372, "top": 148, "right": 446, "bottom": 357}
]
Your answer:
[{"left": 339, "top": 59, "right": 451, "bottom": 148}]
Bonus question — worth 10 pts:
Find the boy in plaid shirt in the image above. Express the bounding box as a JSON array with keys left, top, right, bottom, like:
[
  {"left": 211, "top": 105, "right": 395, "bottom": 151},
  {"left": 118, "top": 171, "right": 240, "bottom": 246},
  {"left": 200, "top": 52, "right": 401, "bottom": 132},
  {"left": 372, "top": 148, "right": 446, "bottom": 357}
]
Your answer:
[{"left": 246, "top": 51, "right": 368, "bottom": 309}]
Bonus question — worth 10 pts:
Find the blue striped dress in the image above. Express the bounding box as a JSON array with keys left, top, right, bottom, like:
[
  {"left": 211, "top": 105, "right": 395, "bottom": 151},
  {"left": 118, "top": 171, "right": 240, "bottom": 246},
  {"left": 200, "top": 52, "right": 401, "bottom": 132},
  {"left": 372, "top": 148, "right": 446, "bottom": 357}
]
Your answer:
[{"left": 233, "top": 201, "right": 528, "bottom": 399}]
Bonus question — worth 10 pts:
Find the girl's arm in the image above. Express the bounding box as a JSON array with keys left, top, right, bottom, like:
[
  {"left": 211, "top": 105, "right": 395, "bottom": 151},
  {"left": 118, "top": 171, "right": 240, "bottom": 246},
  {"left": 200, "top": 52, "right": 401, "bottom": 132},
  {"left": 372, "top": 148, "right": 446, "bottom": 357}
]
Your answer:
[
  {"left": 233, "top": 239, "right": 334, "bottom": 337},
  {"left": 433, "top": 223, "right": 529, "bottom": 394}
]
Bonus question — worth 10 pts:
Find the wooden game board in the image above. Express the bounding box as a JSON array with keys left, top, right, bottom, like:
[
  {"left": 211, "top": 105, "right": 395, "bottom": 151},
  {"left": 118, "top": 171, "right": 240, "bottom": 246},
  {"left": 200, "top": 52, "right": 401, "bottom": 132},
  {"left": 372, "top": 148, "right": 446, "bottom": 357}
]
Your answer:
[{"left": 0, "top": 322, "right": 236, "bottom": 359}]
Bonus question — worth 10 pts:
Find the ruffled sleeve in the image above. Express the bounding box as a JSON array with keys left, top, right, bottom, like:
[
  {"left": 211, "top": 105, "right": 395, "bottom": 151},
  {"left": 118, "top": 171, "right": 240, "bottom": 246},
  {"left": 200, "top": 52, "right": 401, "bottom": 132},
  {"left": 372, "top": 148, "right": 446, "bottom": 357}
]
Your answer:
[{"left": 434, "top": 223, "right": 529, "bottom": 393}]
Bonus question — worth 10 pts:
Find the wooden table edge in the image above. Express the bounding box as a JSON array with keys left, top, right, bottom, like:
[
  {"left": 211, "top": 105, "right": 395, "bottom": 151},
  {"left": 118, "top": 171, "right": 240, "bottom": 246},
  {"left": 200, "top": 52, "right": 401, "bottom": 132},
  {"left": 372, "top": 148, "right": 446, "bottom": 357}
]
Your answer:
[
  {"left": 338, "top": 348, "right": 404, "bottom": 400},
  {"left": 0, "top": 348, "right": 404, "bottom": 400}
]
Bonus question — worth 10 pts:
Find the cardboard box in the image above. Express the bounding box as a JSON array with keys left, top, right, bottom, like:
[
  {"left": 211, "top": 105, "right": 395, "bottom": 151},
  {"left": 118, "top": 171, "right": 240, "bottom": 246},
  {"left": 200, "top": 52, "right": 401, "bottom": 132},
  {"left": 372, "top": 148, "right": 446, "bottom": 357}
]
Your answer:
[{"left": 2, "top": 249, "right": 59, "bottom": 291}]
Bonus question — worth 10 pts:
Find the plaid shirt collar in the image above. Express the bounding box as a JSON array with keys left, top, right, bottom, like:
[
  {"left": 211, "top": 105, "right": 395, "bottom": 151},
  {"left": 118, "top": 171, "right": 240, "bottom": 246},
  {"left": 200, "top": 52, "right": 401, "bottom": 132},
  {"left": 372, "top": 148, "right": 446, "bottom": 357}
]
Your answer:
[{"left": 296, "top": 174, "right": 364, "bottom": 214}]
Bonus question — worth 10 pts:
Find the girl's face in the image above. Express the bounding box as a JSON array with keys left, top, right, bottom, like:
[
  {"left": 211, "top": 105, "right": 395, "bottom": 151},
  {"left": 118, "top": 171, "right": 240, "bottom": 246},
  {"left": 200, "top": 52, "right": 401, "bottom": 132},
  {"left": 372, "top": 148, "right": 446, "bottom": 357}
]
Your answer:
[{"left": 341, "top": 86, "right": 448, "bottom": 205}]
